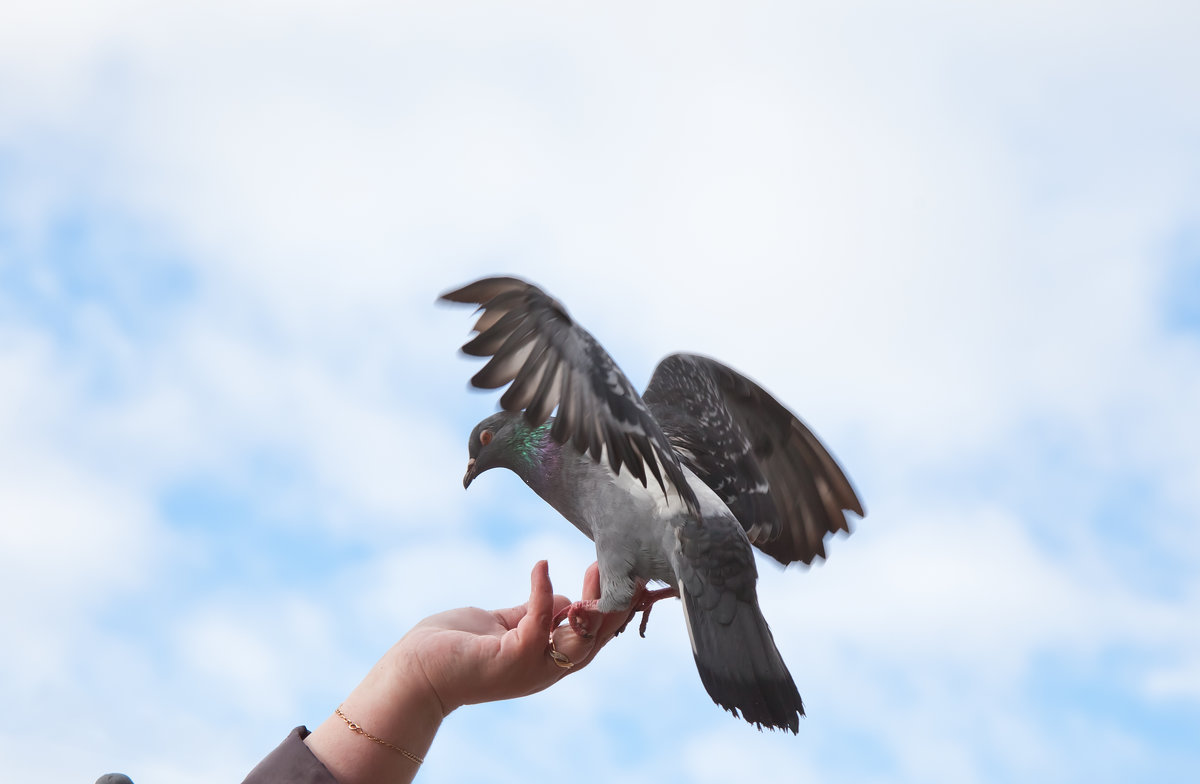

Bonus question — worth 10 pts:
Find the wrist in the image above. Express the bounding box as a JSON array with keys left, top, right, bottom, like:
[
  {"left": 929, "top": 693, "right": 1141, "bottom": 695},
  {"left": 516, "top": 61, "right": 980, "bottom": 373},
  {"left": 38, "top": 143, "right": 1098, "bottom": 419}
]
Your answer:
[{"left": 305, "top": 640, "right": 446, "bottom": 784}]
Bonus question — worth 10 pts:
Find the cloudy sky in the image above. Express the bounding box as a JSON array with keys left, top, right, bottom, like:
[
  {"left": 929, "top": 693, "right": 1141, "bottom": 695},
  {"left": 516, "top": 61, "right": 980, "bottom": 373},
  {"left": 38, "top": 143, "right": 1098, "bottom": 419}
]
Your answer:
[{"left": 2, "top": 1, "right": 1198, "bottom": 782}]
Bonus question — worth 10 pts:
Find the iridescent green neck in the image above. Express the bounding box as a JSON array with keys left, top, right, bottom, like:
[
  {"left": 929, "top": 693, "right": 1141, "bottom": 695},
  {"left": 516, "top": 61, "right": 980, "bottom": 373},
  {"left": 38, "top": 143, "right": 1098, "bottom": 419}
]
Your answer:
[{"left": 511, "top": 419, "right": 554, "bottom": 465}]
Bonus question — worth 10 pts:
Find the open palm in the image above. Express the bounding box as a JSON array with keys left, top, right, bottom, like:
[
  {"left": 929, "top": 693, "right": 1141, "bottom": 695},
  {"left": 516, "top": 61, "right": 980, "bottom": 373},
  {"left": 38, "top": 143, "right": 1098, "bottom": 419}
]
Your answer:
[{"left": 405, "top": 561, "right": 634, "bottom": 712}]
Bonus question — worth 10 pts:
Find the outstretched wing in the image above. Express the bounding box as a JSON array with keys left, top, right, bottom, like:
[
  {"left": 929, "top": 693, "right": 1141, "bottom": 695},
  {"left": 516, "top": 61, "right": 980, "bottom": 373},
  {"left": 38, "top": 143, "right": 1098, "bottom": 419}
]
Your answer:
[
  {"left": 643, "top": 353, "right": 864, "bottom": 565},
  {"left": 440, "top": 276, "right": 699, "bottom": 514}
]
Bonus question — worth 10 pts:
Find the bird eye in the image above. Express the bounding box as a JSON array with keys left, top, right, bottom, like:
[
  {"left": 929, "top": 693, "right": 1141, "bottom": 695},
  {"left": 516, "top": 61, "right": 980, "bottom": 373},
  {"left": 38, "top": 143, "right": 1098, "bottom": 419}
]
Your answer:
[{"left": 479, "top": 429, "right": 493, "bottom": 446}]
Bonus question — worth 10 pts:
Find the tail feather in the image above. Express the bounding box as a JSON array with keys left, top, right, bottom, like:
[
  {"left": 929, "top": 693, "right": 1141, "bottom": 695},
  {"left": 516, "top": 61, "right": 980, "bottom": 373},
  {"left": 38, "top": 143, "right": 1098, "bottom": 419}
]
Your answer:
[{"left": 679, "top": 583, "right": 804, "bottom": 733}]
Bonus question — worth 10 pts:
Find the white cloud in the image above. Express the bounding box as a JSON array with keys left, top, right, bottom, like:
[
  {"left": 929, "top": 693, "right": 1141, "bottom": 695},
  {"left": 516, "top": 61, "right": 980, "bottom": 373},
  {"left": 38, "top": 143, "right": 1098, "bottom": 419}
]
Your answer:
[{"left": 2, "top": 1, "right": 1199, "bottom": 782}]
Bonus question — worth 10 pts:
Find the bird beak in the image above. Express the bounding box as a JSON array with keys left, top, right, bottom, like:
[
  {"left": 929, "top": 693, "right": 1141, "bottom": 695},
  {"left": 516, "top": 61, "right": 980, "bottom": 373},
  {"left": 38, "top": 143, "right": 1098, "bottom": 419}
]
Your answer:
[{"left": 463, "top": 458, "right": 478, "bottom": 489}]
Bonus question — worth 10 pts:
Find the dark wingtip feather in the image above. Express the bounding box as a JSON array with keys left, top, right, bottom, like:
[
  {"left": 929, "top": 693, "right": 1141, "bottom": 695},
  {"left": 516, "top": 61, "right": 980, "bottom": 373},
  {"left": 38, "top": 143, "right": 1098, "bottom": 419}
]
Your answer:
[
  {"left": 469, "top": 361, "right": 511, "bottom": 390},
  {"left": 437, "top": 275, "right": 532, "bottom": 305},
  {"left": 461, "top": 327, "right": 509, "bottom": 357},
  {"left": 445, "top": 275, "right": 688, "bottom": 508}
]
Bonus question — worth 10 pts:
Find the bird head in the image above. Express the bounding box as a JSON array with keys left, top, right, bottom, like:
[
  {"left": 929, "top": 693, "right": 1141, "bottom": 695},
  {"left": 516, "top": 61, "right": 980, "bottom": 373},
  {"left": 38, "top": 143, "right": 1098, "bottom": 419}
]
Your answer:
[{"left": 462, "top": 411, "right": 527, "bottom": 489}]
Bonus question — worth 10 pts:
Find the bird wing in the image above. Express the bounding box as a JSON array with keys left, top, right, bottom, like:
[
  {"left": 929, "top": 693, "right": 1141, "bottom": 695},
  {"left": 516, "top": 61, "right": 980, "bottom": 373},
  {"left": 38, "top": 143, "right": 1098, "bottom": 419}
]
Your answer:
[
  {"left": 441, "top": 276, "right": 700, "bottom": 515},
  {"left": 643, "top": 353, "right": 864, "bottom": 565}
]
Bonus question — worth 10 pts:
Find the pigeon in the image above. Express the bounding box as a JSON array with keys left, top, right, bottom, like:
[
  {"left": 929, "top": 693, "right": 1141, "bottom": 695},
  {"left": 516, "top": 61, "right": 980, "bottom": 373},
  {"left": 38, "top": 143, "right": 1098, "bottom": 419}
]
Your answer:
[{"left": 441, "top": 275, "right": 864, "bottom": 732}]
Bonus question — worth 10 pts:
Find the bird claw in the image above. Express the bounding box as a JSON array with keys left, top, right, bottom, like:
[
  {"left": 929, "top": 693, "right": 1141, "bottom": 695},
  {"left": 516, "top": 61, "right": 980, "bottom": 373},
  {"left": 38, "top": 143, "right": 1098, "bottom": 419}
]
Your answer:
[
  {"left": 553, "top": 599, "right": 601, "bottom": 639},
  {"left": 558, "top": 587, "right": 678, "bottom": 639},
  {"left": 623, "top": 586, "right": 679, "bottom": 638}
]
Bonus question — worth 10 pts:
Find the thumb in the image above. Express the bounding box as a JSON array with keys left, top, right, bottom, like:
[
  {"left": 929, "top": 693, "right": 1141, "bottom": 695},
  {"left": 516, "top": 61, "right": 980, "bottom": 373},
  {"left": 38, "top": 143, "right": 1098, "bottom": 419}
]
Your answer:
[{"left": 515, "top": 560, "right": 553, "bottom": 652}]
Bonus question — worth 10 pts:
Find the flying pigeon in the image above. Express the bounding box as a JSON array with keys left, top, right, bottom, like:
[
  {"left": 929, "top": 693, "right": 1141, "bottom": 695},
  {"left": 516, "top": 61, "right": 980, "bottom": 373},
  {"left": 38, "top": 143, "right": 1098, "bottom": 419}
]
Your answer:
[{"left": 441, "top": 275, "right": 864, "bottom": 732}]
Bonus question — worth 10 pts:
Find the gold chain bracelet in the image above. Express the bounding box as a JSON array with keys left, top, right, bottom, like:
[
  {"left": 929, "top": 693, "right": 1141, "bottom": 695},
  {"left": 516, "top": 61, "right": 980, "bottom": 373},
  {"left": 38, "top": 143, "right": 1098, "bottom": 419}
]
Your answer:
[{"left": 335, "top": 705, "right": 424, "bottom": 766}]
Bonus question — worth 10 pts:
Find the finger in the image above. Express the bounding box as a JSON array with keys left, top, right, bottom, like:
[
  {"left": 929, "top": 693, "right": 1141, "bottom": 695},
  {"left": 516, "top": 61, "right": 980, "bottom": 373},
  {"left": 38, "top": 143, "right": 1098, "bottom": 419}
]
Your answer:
[
  {"left": 548, "top": 619, "right": 613, "bottom": 674},
  {"left": 545, "top": 562, "right": 639, "bottom": 673},
  {"left": 579, "top": 562, "right": 631, "bottom": 641},
  {"left": 550, "top": 593, "right": 572, "bottom": 621},
  {"left": 491, "top": 603, "right": 527, "bottom": 630},
  {"left": 514, "top": 560, "right": 554, "bottom": 652},
  {"left": 595, "top": 606, "right": 637, "bottom": 641},
  {"left": 547, "top": 624, "right": 591, "bottom": 674},
  {"left": 580, "top": 561, "right": 601, "bottom": 601},
  {"left": 502, "top": 595, "right": 571, "bottom": 629}
]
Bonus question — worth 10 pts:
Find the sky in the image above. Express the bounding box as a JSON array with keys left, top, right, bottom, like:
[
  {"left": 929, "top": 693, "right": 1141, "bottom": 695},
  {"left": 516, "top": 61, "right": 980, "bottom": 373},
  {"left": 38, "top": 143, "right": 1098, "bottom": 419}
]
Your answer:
[{"left": 2, "top": 1, "right": 1198, "bottom": 782}]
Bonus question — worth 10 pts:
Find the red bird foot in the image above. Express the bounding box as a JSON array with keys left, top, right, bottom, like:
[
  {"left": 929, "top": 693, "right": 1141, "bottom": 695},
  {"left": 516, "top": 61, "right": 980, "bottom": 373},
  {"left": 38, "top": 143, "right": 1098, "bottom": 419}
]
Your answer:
[
  {"left": 610, "top": 585, "right": 679, "bottom": 638},
  {"left": 552, "top": 599, "right": 602, "bottom": 639},
  {"left": 632, "top": 586, "right": 678, "bottom": 637},
  {"left": 555, "top": 587, "right": 681, "bottom": 639}
]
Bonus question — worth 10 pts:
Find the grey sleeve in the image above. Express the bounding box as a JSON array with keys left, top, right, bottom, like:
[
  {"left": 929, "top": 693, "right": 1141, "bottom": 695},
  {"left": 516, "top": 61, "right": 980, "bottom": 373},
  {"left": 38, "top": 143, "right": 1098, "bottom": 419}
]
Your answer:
[{"left": 241, "top": 727, "right": 339, "bottom": 784}]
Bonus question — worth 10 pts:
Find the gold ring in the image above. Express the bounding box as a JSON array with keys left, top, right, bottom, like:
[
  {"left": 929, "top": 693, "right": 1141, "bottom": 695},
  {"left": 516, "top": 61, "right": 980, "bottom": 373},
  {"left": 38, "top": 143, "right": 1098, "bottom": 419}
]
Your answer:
[{"left": 548, "top": 633, "right": 574, "bottom": 669}]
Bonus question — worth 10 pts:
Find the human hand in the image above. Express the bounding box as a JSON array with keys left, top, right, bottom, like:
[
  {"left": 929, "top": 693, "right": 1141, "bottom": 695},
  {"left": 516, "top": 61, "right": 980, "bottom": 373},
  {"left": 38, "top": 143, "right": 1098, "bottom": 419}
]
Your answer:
[
  {"left": 403, "top": 559, "right": 633, "bottom": 713},
  {"left": 304, "top": 560, "right": 634, "bottom": 784}
]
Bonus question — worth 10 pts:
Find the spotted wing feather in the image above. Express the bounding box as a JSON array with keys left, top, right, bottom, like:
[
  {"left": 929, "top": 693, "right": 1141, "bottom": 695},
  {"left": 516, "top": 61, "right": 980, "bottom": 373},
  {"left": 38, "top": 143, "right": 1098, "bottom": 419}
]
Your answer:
[{"left": 643, "top": 353, "right": 863, "bottom": 565}]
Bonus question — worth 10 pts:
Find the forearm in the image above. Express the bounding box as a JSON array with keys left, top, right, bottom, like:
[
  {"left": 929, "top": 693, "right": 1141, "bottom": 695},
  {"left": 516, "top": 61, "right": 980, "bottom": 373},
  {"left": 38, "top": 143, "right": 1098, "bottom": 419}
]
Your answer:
[{"left": 304, "top": 640, "right": 446, "bottom": 784}]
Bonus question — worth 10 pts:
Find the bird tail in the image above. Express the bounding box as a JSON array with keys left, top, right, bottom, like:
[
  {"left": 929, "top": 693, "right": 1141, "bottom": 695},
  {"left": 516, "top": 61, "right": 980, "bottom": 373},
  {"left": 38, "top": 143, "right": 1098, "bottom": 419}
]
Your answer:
[{"left": 678, "top": 580, "right": 804, "bottom": 733}]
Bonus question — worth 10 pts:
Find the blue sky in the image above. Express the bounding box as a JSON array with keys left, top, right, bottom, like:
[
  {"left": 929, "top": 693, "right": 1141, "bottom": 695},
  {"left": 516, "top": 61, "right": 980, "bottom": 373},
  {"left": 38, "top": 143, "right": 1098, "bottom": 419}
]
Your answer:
[{"left": 2, "top": 2, "right": 1199, "bottom": 782}]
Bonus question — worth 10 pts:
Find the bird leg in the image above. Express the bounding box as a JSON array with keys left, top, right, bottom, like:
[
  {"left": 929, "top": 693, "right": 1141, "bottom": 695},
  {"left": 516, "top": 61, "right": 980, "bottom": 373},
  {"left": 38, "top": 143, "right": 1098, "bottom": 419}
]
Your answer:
[
  {"left": 628, "top": 586, "right": 679, "bottom": 638},
  {"left": 553, "top": 585, "right": 680, "bottom": 640}
]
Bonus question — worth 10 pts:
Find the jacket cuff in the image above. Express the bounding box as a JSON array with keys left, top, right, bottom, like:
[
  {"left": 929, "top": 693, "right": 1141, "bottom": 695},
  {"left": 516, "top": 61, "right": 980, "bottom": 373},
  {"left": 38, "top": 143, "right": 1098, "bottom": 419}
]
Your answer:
[{"left": 242, "top": 727, "right": 339, "bottom": 784}]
